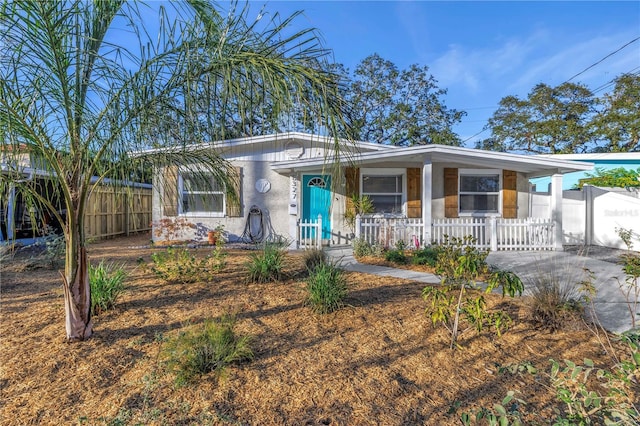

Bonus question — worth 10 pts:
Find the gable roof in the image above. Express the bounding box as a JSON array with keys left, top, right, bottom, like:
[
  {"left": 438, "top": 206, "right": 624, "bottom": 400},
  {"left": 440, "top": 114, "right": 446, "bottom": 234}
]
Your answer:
[{"left": 271, "top": 144, "right": 594, "bottom": 178}]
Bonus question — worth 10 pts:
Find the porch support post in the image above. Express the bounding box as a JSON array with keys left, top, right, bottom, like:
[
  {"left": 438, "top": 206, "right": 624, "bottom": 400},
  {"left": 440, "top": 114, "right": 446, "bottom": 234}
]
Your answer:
[
  {"left": 550, "top": 173, "right": 564, "bottom": 251},
  {"left": 7, "top": 184, "right": 16, "bottom": 241},
  {"left": 422, "top": 157, "right": 432, "bottom": 245}
]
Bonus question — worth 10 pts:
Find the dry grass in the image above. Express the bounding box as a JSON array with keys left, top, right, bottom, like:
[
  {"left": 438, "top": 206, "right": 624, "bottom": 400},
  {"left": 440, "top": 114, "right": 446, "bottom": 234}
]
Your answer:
[{"left": 0, "top": 234, "right": 634, "bottom": 425}]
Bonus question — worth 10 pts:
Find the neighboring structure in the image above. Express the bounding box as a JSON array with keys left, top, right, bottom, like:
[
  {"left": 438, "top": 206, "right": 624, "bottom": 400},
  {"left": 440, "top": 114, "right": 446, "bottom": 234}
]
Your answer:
[
  {"left": 1, "top": 147, "right": 152, "bottom": 242},
  {"left": 146, "top": 132, "right": 593, "bottom": 251},
  {"left": 530, "top": 153, "right": 640, "bottom": 191}
]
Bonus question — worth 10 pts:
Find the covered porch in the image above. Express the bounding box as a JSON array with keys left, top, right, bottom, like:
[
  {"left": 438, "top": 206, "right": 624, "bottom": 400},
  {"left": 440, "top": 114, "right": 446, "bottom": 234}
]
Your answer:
[{"left": 272, "top": 144, "right": 593, "bottom": 251}]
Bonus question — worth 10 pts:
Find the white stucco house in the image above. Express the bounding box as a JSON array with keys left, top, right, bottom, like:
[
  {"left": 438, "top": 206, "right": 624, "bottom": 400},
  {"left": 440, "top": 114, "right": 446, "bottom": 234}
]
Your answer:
[{"left": 143, "top": 132, "right": 593, "bottom": 251}]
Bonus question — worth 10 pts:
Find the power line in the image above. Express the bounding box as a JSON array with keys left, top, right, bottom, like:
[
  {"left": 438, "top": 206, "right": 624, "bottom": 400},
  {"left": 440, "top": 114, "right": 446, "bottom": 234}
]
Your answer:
[{"left": 564, "top": 37, "right": 640, "bottom": 84}]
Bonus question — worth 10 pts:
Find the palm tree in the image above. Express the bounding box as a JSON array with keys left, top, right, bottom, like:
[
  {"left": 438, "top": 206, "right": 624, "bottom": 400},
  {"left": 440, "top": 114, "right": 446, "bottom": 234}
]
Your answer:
[{"left": 0, "top": 0, "right": 346, "bottom": 341}]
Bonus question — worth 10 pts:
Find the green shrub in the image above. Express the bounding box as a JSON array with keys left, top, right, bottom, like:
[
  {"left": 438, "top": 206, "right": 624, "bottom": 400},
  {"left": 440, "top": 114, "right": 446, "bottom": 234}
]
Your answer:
[
  {"left": 384, "top": 248, "right": 407, "bottom": 264},
  {"left": 528, "top": 271, "right": 584, "bottom": 330},
  {"left": 89, "top": 260, "right": 126, "bottom": 316},
  {"left": 246, "top": 243, "right": 285, "bottom": 283},
  {"left": 305, "top": 262, "right": 348, "bottom": 314},
  {"left": 162, "top": 315, "right": 253, "bottom": 387},
  {"left": 423, "top": 236, "right": 519, "bottom": 349},
  {"left": 411, "top": 246, "right": 439, "bottom": 266},
  {"left": 150, "top": 246, "right": 226, "bottom": 284},
  {"left": 302, "top": 248, "right": 327, "bottom": 272},
  {"left": 352, "top": 237, "right": 373, "bottom": 257}
]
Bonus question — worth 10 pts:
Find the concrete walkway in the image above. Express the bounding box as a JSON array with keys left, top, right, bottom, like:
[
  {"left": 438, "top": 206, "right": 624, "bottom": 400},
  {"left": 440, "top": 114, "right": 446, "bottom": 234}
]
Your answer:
[{"left": 325, "top": 246, "right": 637, "bottom": 334}]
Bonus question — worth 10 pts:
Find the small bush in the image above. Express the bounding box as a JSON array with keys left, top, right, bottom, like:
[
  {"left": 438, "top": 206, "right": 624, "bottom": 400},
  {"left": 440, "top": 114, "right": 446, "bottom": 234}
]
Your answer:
[
  {"left": 352, "top": 237, "right": 383, "bottom": 258},
  {"left": 162, "top": 315, "right": 253, "bottom": 386},
  {"left": 528, "top": 275, "right": 583, "bottom": 330},
  {"left": 150, "top": 246, "right": 226, "bottom": 284},
  {"left": 89, "top": 260, "right": 126, "bottom": 316},
  {"left": 40, "top": 225, "right": 65, "bottom": 269},
  {"left": 246, "top": 243, "right": 285, "bottom": 283},
  {"left": 302, "top": 248, "right": 327, "bottom": 272},
  {"left": 384, "top": 248, "right": 407, "bottom": 264},
  {"left": 411, "top": 246, "right": 439, "bottom": 266},
  {"left": 305, "top": 262, "right": 348, "bottom": 314}
]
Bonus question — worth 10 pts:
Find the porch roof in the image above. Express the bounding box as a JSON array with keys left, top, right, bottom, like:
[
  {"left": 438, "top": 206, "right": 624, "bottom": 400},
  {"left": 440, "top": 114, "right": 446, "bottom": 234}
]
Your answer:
[{"left": 271, "top": 144, "right": 594, "bottom": 178}]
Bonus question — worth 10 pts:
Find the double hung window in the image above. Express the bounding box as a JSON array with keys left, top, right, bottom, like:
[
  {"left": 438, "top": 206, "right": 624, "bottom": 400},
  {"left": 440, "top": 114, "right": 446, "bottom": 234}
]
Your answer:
[
  {"left": 180, "top": 172, "right": 225, "bottom": 216},
  {"left": 458, "top": 169, "right": 500, "bottom": 214},
  {"left": 361, "top": 169, "right": 404, "bottom": 214}
]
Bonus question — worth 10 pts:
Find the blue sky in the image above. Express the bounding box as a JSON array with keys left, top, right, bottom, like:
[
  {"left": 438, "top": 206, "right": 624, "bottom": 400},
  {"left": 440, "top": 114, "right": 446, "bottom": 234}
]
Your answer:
[{"left": 248, "top": 1, "right": 640, "bottom": 147}]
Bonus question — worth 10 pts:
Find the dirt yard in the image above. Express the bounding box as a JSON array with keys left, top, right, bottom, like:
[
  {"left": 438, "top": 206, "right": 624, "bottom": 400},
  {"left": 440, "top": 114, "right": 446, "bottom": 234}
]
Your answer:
[{"left": 0, "top": 234, "right": 637, "bottom": 425}]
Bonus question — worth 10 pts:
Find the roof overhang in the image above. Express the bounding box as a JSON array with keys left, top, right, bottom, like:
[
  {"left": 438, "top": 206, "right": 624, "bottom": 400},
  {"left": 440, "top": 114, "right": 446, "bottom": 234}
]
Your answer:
[
  {"left": 271, "top": 144, "right": 594, "bottom": 178},
  {"left": 134, "top": 132, "right": 394, "bottom": 157}
]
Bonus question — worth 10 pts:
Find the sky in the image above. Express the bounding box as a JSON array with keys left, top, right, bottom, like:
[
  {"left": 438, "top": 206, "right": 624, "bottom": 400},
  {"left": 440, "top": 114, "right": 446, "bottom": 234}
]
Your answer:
[{"left": 245, "top": 1, "right": 640, "bottom": 147}]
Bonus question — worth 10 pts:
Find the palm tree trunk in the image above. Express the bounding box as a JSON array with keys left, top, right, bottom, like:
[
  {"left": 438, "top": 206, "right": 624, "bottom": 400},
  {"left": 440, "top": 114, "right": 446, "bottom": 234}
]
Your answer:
[{"left": 62, "top": 209, "right": 92, "bottom": 341}]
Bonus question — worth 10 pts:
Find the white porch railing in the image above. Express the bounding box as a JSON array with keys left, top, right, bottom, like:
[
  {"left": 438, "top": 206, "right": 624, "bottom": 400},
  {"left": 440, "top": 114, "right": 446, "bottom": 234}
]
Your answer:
[
  {"left": 297, "top": 214, "right": 323, "bottom": 250},
  {"left": 356, "top": 215, "right": 555, "bottom": 251},
  {"left": 355, "top": 215, "right": 425, "bottom": 249}
]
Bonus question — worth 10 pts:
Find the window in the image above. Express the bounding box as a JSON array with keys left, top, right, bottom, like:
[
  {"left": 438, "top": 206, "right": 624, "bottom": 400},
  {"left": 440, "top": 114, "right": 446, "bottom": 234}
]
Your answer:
[
  {"left": 459, "top": 170, "right": 500, "bottom": 214},
  {"left": 361, "top": 169, "right": 404, "bottom": 214},
  {"left": 180, "top": 172, "right": 225, "bottom": 216}
]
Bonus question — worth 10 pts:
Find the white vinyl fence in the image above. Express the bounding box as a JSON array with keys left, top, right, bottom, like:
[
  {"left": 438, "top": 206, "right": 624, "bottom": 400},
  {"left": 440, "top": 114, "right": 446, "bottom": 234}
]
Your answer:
[{"left": 530, "top": 185, "right": 640, "bottom": 250}]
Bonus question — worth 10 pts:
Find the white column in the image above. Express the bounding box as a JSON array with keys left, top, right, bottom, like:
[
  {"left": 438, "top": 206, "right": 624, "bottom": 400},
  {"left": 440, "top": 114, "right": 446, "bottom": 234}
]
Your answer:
[
  {"left": 550, "top": 173, "right": 564, "bottom": 250},
  {"left": 422, "top": 157, "right": 432, "bottom": 245}
]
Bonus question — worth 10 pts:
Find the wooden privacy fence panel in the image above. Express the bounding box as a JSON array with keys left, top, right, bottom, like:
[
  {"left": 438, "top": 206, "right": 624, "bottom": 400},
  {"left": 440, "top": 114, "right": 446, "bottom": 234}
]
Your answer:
[{"left": 84, "top": 186, "right": 152, "bottom": 239}]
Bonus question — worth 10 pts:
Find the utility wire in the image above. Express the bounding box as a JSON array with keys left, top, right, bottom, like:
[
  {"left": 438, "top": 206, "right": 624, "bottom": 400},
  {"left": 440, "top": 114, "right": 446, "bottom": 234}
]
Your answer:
[{"left": 564, "top": 36, "right": 640, "bottom": 84}]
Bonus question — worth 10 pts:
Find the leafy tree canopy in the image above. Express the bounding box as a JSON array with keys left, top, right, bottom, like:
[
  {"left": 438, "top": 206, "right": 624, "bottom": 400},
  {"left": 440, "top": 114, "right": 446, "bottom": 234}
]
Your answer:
[
  {"left": 481, "top": 74, "right": 640, "bottom": 154},
  {"left": 576, "top": 167, "right": 640, "bottom": 189},
  {"left": 337, "top": 54, "right": 465, "bottom": 146}
]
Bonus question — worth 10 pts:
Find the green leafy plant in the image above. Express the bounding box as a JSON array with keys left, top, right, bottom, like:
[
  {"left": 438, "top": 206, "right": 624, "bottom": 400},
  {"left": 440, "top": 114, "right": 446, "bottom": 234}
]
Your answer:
[
  {"left": 150, "top": 246, "right": 226, "bottom": 284},
  {"left": 89, "top": 261, "right": 126, "bottom": 316},
  {"left": 461, "top": 391, "right": 526, "bottom": 426},
  {"left": 352, "top": 237, "right": 383, "bottom": 258},
  {"left": 550, "top": 356, "right": 639, "bottom": 424},
  {"left": 246, "top": 243, "right": 286, "bottom": 283},
  {"left": 305, "top": 262, "right": 348, "bottom": 314},
  {"left": 161, "top": 315, "right": 253, "bottom": 387},
  {"left": 423, "top": 236, "right": 522, "bottom": 348},
  {"left": 411, "top": 246, "right": 439, "bottom": 267},
  {"left": 616, "top": 227, "right": 640, "bottom": 328},
  {"left": 344, "top": 194, "right": 375, "bottom": 232},
  {"left": 384, "top": 248, "right": 407, "bottom": 264}
]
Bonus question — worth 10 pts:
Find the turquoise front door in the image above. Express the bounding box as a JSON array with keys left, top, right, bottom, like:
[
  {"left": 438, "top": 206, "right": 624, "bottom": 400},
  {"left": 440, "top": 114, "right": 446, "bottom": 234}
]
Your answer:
[{"left": 302, "top": 175, "right": 331, "bottom": 240}]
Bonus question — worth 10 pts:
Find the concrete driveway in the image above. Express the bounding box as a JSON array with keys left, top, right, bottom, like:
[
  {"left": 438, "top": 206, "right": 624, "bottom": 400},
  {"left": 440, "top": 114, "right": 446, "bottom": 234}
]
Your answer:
[{"left": 486, "top": 250, "right": 638, "bottom": 334}]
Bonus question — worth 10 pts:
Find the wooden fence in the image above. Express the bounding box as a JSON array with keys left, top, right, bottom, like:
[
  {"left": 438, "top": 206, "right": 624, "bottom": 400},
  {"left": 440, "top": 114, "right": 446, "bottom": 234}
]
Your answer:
[{"left": 84, "top": 186, "right": 152, "bottom": 239}]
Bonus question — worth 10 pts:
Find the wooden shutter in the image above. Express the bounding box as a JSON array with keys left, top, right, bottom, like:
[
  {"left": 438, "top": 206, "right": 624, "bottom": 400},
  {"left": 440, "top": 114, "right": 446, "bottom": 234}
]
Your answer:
[
  {"left": 502, "top": 170, "right": 517, "bottom": 219},
  {"left": 345, "top": 166, "right": 360, "bottom": 212},
  {"left": 407, "top": 168, "right": 421, "bottom": 218},
  {"left": 163, "top": 165, "right": 178, "bottom": 217},
  {"left": 444, "top": 167, "right": 458, "bottom": 218},
  {"left": 226, "top": 166, "right": 242, "bottom": 217}
]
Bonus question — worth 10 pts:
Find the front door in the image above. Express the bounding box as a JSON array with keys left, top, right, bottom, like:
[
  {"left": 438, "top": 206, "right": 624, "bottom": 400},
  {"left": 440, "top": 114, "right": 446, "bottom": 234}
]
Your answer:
[{"left": 302, "top": 175, "right": 331, "bottom": 240}]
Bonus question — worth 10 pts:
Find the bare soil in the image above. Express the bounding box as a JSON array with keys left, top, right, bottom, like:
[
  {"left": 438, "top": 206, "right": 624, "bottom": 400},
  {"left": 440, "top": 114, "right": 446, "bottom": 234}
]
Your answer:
[{"left": 0, "top": 234, "right": 636, "bottom": 425}]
